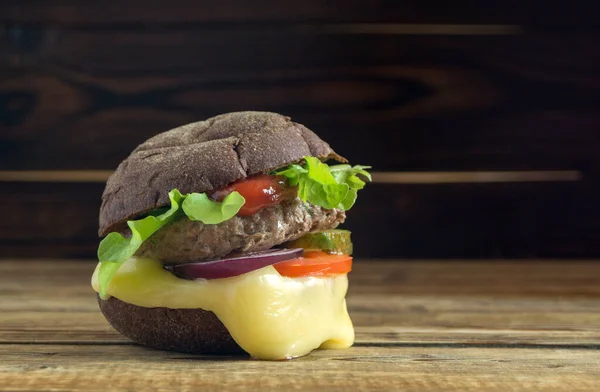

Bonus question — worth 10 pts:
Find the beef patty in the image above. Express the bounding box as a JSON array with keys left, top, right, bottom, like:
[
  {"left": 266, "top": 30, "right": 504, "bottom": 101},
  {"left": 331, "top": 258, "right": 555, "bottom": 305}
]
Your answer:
[{"left": 136, "top": 198, "right": 345, "bottom": 264}]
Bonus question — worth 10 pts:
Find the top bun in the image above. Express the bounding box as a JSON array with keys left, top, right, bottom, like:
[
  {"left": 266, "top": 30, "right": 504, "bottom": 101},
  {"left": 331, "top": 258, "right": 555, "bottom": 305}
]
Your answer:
[{"left": 98, "top": 111, "right": 345, "bottom": 236}]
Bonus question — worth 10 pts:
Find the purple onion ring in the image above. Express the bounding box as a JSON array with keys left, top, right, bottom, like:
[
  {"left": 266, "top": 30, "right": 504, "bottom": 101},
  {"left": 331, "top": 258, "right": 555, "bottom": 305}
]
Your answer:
[{"left": 165, "top": 248, "right": 304, "bottom": 280}]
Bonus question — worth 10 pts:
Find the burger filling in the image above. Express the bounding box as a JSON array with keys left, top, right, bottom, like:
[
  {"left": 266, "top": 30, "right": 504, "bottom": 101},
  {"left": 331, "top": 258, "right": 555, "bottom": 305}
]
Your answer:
[
  {"left": 92, "top": 257, "right": 354, "bottom": 360},
  {"left": 137, "top": 198, "right": 345, "bottom": 263},
  {"left": 93, "top": 156, "right": 370, "bottom": 360}
]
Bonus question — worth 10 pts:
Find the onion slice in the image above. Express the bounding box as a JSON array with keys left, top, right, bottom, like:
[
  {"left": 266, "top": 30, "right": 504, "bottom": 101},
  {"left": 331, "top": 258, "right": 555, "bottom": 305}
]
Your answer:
[{"left": 165, "top": 248, "right": 304, "bottom": 280}]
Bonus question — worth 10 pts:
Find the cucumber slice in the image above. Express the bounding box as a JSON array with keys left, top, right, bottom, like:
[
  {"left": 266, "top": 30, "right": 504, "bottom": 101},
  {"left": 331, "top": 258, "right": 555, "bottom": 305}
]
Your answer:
[{"left": 286, "top": 229, "right": 353, "bottom": 255}]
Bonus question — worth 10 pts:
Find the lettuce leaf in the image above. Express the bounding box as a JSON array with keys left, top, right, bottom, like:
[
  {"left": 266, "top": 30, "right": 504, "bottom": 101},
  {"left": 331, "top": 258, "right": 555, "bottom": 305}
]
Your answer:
[
  {"left": 97, "top": 189, "right": 245, "bottom": 298},
  {"left": 274, "top": 156, "right": 371, "bottom": 211},
  {"left": 330, "top": 164, "right": 372, "bottom": 190},
  {"left": 182, "top": 191, "right": 245, "bottom": 224}
]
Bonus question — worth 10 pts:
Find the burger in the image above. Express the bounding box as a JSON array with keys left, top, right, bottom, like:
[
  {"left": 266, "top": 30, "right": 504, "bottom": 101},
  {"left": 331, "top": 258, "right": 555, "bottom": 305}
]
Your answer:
[{"left": 91, "top": 111, "right": 371, "bottom": 360}]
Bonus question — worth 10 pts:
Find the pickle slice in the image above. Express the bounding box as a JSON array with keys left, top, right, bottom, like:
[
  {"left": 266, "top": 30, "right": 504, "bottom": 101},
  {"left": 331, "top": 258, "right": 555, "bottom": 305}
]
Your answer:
[{"left": 286, "top": 229, "right": 353, "bottom": 255}]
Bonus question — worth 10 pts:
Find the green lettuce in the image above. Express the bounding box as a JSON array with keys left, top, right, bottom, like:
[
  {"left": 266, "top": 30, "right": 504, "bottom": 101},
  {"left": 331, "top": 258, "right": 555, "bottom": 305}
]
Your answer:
[
  {"left": 97, "top": 189, "right": 245, "bottom": 298},
  {"left": 183, "top": 192, "right": 245, "bottom": 224},
  {"left": 274, "top": 156, "right": 371, "bottom": 211}
]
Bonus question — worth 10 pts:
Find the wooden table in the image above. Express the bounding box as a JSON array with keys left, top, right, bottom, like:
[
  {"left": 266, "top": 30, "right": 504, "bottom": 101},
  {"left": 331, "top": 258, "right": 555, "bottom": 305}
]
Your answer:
[{"left": 1, "top": 260, "right": 599, "bottom": 391}]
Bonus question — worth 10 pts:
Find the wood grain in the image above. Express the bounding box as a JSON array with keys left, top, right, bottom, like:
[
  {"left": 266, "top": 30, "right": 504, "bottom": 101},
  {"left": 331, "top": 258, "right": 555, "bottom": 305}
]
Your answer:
[
  {"left": 0, "top": 182, "right": 100, "bottom": 241},
  {"left": 4, "top": 180, "right": 600, "bottom": 259},
  {"left": 347, "top": 181, "right": 600, "bottom": 258},
  {"left": 2, "top": 345, "right": 600, "bottom": 391},
  {"left": 0, "top": 170, "right": 582, "bottom": 183},
  {"left": 2, "top": 32, "right": 599, "bottom": 171},
  {"left": 1, "top": 260, "right": 599, "bottom": 391},
  {"left": 2, "top": 3, "right": 600, "bottom": 263}
]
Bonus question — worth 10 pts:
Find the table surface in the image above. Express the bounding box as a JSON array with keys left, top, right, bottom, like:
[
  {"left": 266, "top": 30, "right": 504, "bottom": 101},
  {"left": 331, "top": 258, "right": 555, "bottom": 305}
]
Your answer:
[{"left": 1, "top": 259, "right": 599, "bottom": 391}]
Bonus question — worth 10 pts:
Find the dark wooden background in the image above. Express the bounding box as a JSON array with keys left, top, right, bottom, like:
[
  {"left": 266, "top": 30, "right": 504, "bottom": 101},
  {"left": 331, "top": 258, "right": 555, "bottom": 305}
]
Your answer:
[{"left": 1, "top": 1, "right": 599, "bottom": 259}]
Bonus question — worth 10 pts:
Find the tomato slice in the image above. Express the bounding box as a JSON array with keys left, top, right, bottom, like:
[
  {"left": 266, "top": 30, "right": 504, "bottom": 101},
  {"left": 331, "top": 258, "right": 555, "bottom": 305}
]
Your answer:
[
  {"left": 274, "top": 250, "right": 352, "bottom": 277},
  {"left": 210, "top": 174, "right": 297, "bottom": 216}
]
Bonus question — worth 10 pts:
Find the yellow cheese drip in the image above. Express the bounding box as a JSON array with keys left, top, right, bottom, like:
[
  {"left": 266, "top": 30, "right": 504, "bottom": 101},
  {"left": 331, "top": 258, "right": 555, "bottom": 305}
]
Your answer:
[{"left": 91, "top": 257, "right": 354, "bottom": 360}]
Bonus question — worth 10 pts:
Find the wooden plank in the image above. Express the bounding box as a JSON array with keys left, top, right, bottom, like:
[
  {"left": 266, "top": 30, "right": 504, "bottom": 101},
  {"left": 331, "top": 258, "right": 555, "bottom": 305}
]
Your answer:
[
  {"left": 3, "top": 180, "right": 600, "bottom": 258},
  {"left": 0, "top": 242, "right": 99, "bottom": 259},
  {"left": 1, "top": 0, "right": 596, "bottom": 25},
  {"left": 2, "top": 260, "right": 600, "bottom": 343},
  {"left": 0, "top": 182, "right": 101, "bottom": 242},
  {"left": 1, "top": 344, "right": 599, "bottom": 391},
  {"left": 1, "top": 30, "right": 598, "bottom": 171},
  {"left": 347, "top": 181, "right": 600, "bottom": 258},
  {"left": 3, "top": 106, "right": 600, "bottom": 172},
  {"left": 4, "top": 299, "right": 600, "bottom": 345},
  {"left": 0, "top": 170, "right": 582, "bottom": 184},
  {"left": 3, "top": 259, "right": 599, "bottom": 297},
  {"left": 2, "top": 27, "right": 596, "bottom": 78},
  {"left": 0, "top": 182, "right": 100, "bottom": 258},
  {"left": 5, "top": 325, "right": 600, "bottom": 347},
  {"left": 1, "top": 260, "right": 600, "bottom": 391}
]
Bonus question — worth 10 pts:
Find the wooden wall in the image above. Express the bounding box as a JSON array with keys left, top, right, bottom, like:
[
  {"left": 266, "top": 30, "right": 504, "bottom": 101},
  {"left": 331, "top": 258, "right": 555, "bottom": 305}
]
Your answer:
[{"left": 1, "top": 1, "right": 599, "bottom": 259}]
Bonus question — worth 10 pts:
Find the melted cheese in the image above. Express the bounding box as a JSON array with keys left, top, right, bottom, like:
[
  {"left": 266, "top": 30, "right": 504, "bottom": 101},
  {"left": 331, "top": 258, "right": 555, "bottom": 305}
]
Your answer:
[{"left": 91, "top": 257, "right": 354, "bottom": 360}]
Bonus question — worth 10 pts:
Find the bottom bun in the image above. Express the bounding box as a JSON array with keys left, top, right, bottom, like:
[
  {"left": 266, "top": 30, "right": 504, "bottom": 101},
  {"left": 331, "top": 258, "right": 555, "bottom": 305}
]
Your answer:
[{"left": 98, "top": 295, "right": 244, "bottom": 355}]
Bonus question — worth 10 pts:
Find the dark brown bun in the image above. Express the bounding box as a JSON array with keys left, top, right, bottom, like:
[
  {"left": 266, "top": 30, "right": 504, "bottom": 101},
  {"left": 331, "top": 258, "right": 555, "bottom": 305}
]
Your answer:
[
  {"left": 99, "top": 111, "right": 346, "bottom": 236},
  {"left": 98, "top": 295, "right": 245, "bottom": 355}
]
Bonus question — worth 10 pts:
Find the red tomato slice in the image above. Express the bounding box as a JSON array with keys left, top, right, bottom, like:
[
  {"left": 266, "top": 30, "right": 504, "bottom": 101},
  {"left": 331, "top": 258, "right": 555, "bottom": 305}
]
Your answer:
[
  {"left": 210, "top": 175, "right": 297, "bottom": 216},
  {"left": 274, "top": 250, "right": 352, "bottom": 277}
]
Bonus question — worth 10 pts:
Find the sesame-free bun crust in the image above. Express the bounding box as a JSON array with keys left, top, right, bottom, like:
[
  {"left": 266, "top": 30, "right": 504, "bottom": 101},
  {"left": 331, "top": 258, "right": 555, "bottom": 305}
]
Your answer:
[
  {"left": 99, "top": 111, "right": 345, "bottom": 236},
  {"left": 98, "top": 295, "right": 244, "bottom": 355}
]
